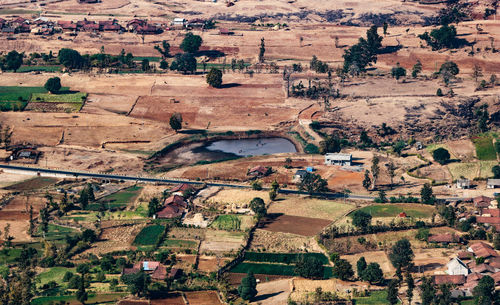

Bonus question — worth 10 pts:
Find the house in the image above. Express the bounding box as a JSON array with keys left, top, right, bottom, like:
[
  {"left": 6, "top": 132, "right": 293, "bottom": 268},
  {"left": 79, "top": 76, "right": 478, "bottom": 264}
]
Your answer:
[
  {"left": 487, "top": 179, "right": 500, "bottom": 189},
  {"left": 103, "top": 24, "right": 122, "bottom": 32},
  {"left": 471, "top": 263, "right": 496, "bottom": 275},
  {"left": 433, "top": 274, "right": 466, "bottom": 285},
  {"left": 248, "top": 166, "right": 270, "bottom": 178},
  {"left": 188, "top": 18, "right": 205, "bottom": 28},
  {"left": 294, "top": 169, "right": 307, "bottom": 181},
  {"left": 157, "top": 204, "right": 183, "bottom": 219},
  {"left": 456, "top": 179, "right": 470, "bottom": 189},
  {"left": 468, "top": 242, "right": 499, "bottom": 259},
  {"left": 428, "top": 233, "right": 461, "bottom": 245},
  {"left": 219, "top": 28, "right": 232, "bottom": 35},
  {"left": 446, "top": 258, "right": 470, "bottom": 276},
  {"left": 398, "top": 212, "right": 407, "bottom": 218},
  {"left": 127, "top": 19, "right": 145, "bottom": 31},
  {"left": 136, "top": 24, "right": 160, "bottom": 34},
  {"left": 134, "top": 261, "right": 160, "bottom": 271},
  {"left": 473, "top": 196, "right": 492, "bottom": 208},
  {"left": 164, "top": 195, "right": 187, "bottom": 208},
  {"left": 169, "top": 183, "right": 194, "bottom": 195},
  {"left": 476, "top": 215, "right": 500, "bottom": 231},
  {"left": 172, "top": 18, "right": 186, "bottom": 27},
  {"left": 457, "top": 251, "right": 472, "bottom": 260},
  {"left": 324, "top": 153, "right": 352, "bottom": 166},
  {"left": 82, "top": 23, "right": 99, "bottom": 32},
  {"left": 151, "top": 265, "right": 167, "bottom": 280}
]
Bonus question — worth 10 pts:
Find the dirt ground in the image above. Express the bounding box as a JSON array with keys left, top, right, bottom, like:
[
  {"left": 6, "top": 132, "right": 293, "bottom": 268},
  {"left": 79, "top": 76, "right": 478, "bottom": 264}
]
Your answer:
[
  {"left": 249, "top": 229, "right": 323, "bottom": 253},
  {"left": 251, "top": 278, "right": 292, "bottom": 305},
  {"left": 197, "top": 255, "right": 231, "bottom": 273},
  {"left": 183, "top": 291, "right": 223, "bottom": 305},
  {"left": 83, "top": 221, "right": 146, "bottom": 255},
  {"left": 258, "top": 214, "right": 332, "bottom": 236}
]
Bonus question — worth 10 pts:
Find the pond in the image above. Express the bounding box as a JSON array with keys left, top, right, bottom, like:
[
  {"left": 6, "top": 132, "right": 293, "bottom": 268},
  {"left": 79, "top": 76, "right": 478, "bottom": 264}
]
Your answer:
[{"left": 160, "top": 137, "right": 297, "bottom": 167}]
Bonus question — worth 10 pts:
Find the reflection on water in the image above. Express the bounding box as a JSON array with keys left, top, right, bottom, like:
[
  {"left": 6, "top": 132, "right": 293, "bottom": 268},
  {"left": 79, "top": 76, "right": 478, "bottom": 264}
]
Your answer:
[{"left": 204, "top": 138, "right": 297, "bottom": 156}]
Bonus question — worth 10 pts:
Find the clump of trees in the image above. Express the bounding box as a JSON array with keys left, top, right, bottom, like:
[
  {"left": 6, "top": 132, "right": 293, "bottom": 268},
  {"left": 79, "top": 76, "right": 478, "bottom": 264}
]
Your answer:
[
  {"left": 342, "top": 26, "right": 383, "bottom": 74},
  {"left": 391, "top": 63, "right": 406, "bottom": 81},
  {"left": 432, "top": 147, "right": 450, "bottom": 165},
  {"left": 249, "top": 197, "right": 266, "bottom": 218},
  {"left": 180, "top": 32, "right": 203, "bottom": 53},
  {"left": 206, "top": 68, "right": 223, "bottom": 88},
  {"left": 298, "top": 173, "right": 328, "bottom": 195},
  {"left": 0, "top": 50, "right": 23, "bottom": 72},
  {"left": 418, "top": 24, "right": 458, "bottom": 50},
  {"left": 310, "top": 55, "right": 329, "bottom": 73},
  {"left": 170, "top": 52, "right": 197, "bottom": 74},
  {"left": 238, "top": 271, "right": 257, "bottom": 300},
  {"left": 44, "top": 77, "right": 62, "bottom": 94}
]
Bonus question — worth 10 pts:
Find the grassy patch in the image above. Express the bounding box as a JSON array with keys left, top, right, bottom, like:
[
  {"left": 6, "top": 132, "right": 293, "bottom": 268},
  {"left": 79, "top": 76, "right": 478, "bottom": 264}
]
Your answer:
[
  {"left": 133, "top": 225, "right": 165, "bottom": 245},
  {"left": 479, "top": 161, "right": 497, "bottom": 178},
  {"left": 268, "top": 196, "right": 353, "bottom": 220},
  {"left": 210, "top": 214, "right": 241, "bottom": 231},
  {"left": 0, "top": 86, "right": 47, "bottom": 102},
  {"left": 91, "top": 186, "right": 142, "bottom": 211},
  {"left": 31, "top": 92, "right": 87, "bottom": 103},
  {"left": 244, "top": 252, "right": 329, "bottom": 265},
  {"left": 230, "top": 262, "right": 333, "bottom": 279},
  {"left": 3, "top": 177, "right": 58, "bottom": 191},
  {"left": 473, "top": 135, "right": 497, "bottom": 161},
  {"left": 354, "top": 290, "right": 394, "bottom": 305},
  {"left": 447, "top": 162, "right": 479, "bottom": 180},
  {"left": 163, "top": 239, "right": 198, "bottom": 249},
  {"left": 37, "top": 267, "right": 75, "bottom": 286},
  {"left": 133, "top": 56, "right": 161, "bottom": 62},
  {"left": 39, "top": 224, "right": 79, "bottom": 244},
  {"left": 31, "top": 293, "right": 127, "bottom": 305},
  {"left": 17, "top": 65, "right": 62, "bottom": 73},
  {"left": 354, "top": 204, "right": 435, "bottom": 218},
  {"left": 0, "top": 248, "right": 22, "bottom": 264}
]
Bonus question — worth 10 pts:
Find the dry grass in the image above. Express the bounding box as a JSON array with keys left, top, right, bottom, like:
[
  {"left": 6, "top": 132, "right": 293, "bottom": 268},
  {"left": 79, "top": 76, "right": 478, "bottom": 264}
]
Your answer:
[
  {"left": 268, "top": 196, "right": 354, "bottom": 220},
  {"left": 448, "top": 162, "right": 480, "bottom": 180},
  {"left": 206, "top": 189, "right": 269, "bottom": 206}
]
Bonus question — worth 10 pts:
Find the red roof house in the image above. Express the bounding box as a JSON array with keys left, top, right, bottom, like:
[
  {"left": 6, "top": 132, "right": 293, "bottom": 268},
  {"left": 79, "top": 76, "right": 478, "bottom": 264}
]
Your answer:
[
  {"left": 157, "top": 205, "right": 183, "bottom": 219},
  {"left": 164, "top": 195, "right": 187, "bottom": 208},
  {"left": 433, "top": 275, "right": 466, "bottom": 285},
  {"left": 473, "top": 196, "right": 492, "bottom": 208},
  {"left": 428, "top": 233, "right": 461, "bottom": 244},
  {"left": 468, "top": 242, "right": 499, "bottom": 259}
]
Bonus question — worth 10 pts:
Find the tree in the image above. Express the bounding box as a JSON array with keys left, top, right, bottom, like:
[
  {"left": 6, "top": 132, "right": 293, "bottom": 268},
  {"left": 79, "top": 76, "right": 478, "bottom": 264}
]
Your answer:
[
  {"left": 2, "top": 50, "right": 23, "bottom": 72},
  {"left": 28, "top": 205, "right": 35, "bottom": 237},
  {"left": 377, "top": 190, "right": 387, "bottom": 203},
  {"left": 58, "top": 48, "right": 84, "bottom": 70},
  {"left": 180, "top": 33, "right": 202, "bottom": 53},
  {"left": 159, "top": 60, "right": 168, "bottom": 70},
  {"left": 154, "top": 40, "right": 170, "bottom": 58},
  {"left": 259, "top": 38, "right": 265, "bottom": 63},
  {"left": 352, "top": 210, "right": 372, "bottom": 231},
  {"left": 121, "top": 271, "right": 151, "bottom": 297},
  {"left": 439, "top": 61, "right": 460, "bottom": 77},
  {"left": 319, "top": 134, "right": 341, "bottom": 154},
  {"left": 141, "top": 59, "right": 150, "bottom": 72},
  {"left": 169, "top": 113, "right": 182, "bottom": 132},
  {"left": 473, "top": 275, "right": 496, "bottom": 305},
  {"left": 147, "top": 197, "right": 160, "bottom": 217},
  {"left": 371, "top": 156, "right": 380, "bottom": 189},
  {"left": 249, "top": 197, "right": 266, "bottom": 218},
  {"left": 332, "top": 258, "right": 353, "bottom": 281},
  {"left": 76, "top": 264, "right": 89, "bottom": 304},
  {"left": 418, "top": 24, "right": 458, "bottom": 50},
  {"left": 362, "top": 263, "right": 384, "bottom": 284},
  {"left": 493, "top": 233, "right": 500, "bottom": 250},
  {"left": 433, "top": 147, "right": 450, "bottom": 165},
  {"left": 170, "top": 52, "right": 197, "bottom": 74},
  {"left": 81, "top": 229, "right": 97, "bottom": 243},
  {"left": 391, "top": 63, "right": 406, "bottom": 80},
  {"left": 420, "top": 277, "right": 435, "bottom": 305},
  {"left": 356, "top": 257, "right": 367, "bottom": 278},
  {"left": 383, "top": 22, "right": 388, "bottom": 36},
  {"left": 473, "top": 64, "right": 483, "bottom": 83},
  {"left": 295, "top": 256, "right": 325, "bottom": 279},
  {"left": 437, "top": 88, "right": 443, "bottom": 96},
  {"left": 343, "top": 26, "right": 383, "bottom": 73},
  {"left": 387, "top": 161, "right": 397, "bottom": 189},
  {"left": 387, "top": 279, "right": 399, "bottom": 305},
  {"left": 238, "top": 271, "right": 257, "bottom": 300},
  {"left": 206, "top": 68, "right": 223, "bottom": 88},
  {"left": 362, "top": 170, "right": 372, "bottom": 191},
  {"left": 44, "top": 77, "right": 61, "bottom": 93},
  {"left": 269, "top": 190, "right": 277, "bottom": 201},
  {"left": 420, "top": 183, "right": 435, "bottom": 204},
  {"left": 406, "top": 271, "right": 415, "bottom": 305},
  {"left": 412, "top": 60, "right": 422, "bottom": 78},
  {"left": 298, "top": 173, "right": 328, "bottom": 195},
  {"left": 389, "top": 239, "right": 414, "bottom": 270}
]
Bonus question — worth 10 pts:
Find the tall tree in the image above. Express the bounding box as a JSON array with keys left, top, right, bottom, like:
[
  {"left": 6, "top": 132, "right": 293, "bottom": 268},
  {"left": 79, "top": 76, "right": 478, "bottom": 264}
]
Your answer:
[
  {"left": 249, "top": 197, "right": 266, "bottom": 218},
  {"left": 298, "top": 173, "right": 328, "bottom": 195},
  {"left": 154, "top": 40, "right": 171, "bottom": 58},
  {"left": 259, "top": 38, "right": 265, "bottom": 63},
  {"left": 44, "top": 77, "right": 61, "bottom": 94},
  {"left": 2, "top": 50, "right": 23, "bottom": 72},
  {"left": 389, "top": 239, "right": 414, "bottom": 270},
  {"left": 473, "top": 275, "right": 496, "bottom": 305},
  {"left": 406, "top": 271, "right": 415, "bottom": 305},
  {"left": 332, "top": 258, "right": 354, "bottom": 281},
  {"left": 362, "top": 263, "right": 384, "bottom": 284},
  {"left": 206, "top": 68, "right": 223, "bottom": 88},
  {"left": 28, "top": 205, "right": 35, "bottom": 237},
  {"left": 473, "top": 64, "right": 483, "bottom": 83},
  {"left": 238, "top": 271, "right": 257, "bottom": 300},
  {"left": 180, "top": 33, "right": 202, "bottom": 53},
  {"left": 387, "top": 161, "right": 397, "bottom": 190},
  {"left": 371, "top": 155, "right": 380, "bottom": 189},
  {"left": 352, "top": 210, "right": 372, "bottom": 231},
  {"left": 387, "top": 279, "right": 399, "bottom": 305},
  {"left": 420, "top": 183, "right": 435, "bottom": 204},
  {"left": 169, "top": 113, "right": 183, "bottom": 132},
  {"left": 147, "top": 197, "right": 160, "bottom": 217},
  {"left": 362, "top": 170, "right": 371, "bottom": 191},
  {"left": 356, "top": 257, "right": 367, "bottom": 278},
  {"left": 419, "top": 277, "right": 435, "bottom": 305}
]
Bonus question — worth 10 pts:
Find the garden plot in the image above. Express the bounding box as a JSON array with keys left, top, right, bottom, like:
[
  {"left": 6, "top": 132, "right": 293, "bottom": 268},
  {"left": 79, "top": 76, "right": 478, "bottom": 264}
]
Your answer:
[
  {"left": 267, "top": 196, "right": 353, "bottom": 220},
  {"left": 448, "top": 162, "right": 480, "bottom": 180},
  {"left": 258, "top": 214, "right": 331, "bottom": 236},
  {"left": 355, "top": 203, "right": 436, "bottom": 219},
  {"left": 184, "top": 291, "right": 223, "bottom": 305},
  {"left": 199, "top": 229, "right": 246, "bottom": 254},
  {"left": 341, "top": 251, "right": 395, "bottom": 277},
  {"left": 197, "top": 255, "right": 232, "bottom": 273},
  {"left": 249, "top": 229, "right": 323, "bottom": 253},
  {"left": 472, "top": 135, "right": 497, "bottom": 161},
  {"left": 209, "top": 214, "right": 255, "bottom": 231},
  {"left": 83, "top": 221, "right": 146, "bottom": 255},
  {"left": 26, "top": 91, "right": 87, "bottom": 113}
]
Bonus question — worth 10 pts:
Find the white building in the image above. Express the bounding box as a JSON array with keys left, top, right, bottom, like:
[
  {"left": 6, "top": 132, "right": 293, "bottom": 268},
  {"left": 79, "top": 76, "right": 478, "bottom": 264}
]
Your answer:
[
  {"left": 447, "top": 258, "right": 470, "bottom": 276},
  {"left": 325, "top": 153, "right": 352, "bottom": 166}
]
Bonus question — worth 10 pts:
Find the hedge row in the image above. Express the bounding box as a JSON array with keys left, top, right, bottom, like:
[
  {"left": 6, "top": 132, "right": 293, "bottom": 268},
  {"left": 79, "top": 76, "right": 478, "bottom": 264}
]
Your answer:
[
  {"left": 244, "top": 252, "right": 329, "bottom": 265},
  {"left": 230, "top": 262, "right": 333, "bottom": 279}
]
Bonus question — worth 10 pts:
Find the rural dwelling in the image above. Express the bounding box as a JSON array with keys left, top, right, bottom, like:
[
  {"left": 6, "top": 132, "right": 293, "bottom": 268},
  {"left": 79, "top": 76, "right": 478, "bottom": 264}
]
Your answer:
[
  {"left": 164, "top": 195, "right": 187, "bottom": 208},
  {"left": 123, "top": 261, "right": 171, "bottom": 282},
  {"left": 456, "top": 178, "right": 470, "bottom": 189},
  {"left": 294, "top": 169, "right": 307, "bottom": 181},
  {"left": 428, "top": 233, "right": 461, "bottom": 245},
  {"left": 473, "top": 195, "right": 492, "bottom": 208},
  {"left": 447, "top": 258, "right": 470, "bottom": 276},
  {"left": 487, "top": 179, "right": 500, "bottom": 189},
  {"left": 477, "top": 208, "right": 500, "bottom": 231},
  {"left": 247, "top": 165, "right": 270, "bottom": 178},
  {"left": 324, "top": 153, "right": 352, "bottom": 166},
  {"left": 467, "top": 242, "right": 499, "bottom": 259},
  {"left": 170, "top": 183, "right": 194, "bottom": 196},
  {"left": 172, "top": 18, "right": 186, "bottom": 27},
  {"left": 433, "top": 274, "right": 466, "bottom": 286},
  {"left": 157, "top": 204, "right": 183, "bottom": 219}
]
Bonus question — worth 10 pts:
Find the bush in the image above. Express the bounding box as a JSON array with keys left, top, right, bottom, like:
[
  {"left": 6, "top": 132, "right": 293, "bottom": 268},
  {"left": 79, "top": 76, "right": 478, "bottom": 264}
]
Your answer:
[
  {"left": 44, "top": 77, "right": 61, "bottom": 93},
  {"left": 437, "top": 88, "right": 443, "bottom": 96},
  {"left": 433, "top": 147, "right": 450, "bottom": 165},
  {"left": 206, "top": 68, "right": 223, "bottom": 88}
]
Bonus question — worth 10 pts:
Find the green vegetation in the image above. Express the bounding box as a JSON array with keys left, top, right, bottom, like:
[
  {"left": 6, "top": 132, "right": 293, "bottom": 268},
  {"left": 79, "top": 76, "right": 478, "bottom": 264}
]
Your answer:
[
  {"left": 17, "top": 66, "right": 62, "bottom": 73},
  {"left": 31, "top": 293, "right": 127, "bottom": 305},
  {"left": 479, "top": 161, "right": 497, "bottom": 178},
  {"left": 354, "top": 290, "right": 394, "bottom": 305},
  {"left": 133, "top": 56, "right": 161, "bottom": 62},
  {"left": 133, "top": 225, "right": 165, "bottom": 245},
  {"left": 473, "top": 135, "right": 497, "bottom": 160},
  {"left": 230, "top": 262, "right": 333, "bottom": 279},
  {"left": 162, "top": 239, "right": 197, "bottom": 249},
  {"left": 31, "top": 92, "right": 87, "bottom": 104},
  {"left": 40, "top": 224, "right": 79, "bottom": 244},
  {"left": 244, "top": 252, "right": 329, "bottom": 265},
  {"left": 448, "top": 162, "right": 479, "bottom": 180},
  {"left": 0, "top": 86, "right": 47, "bottom": 102},
  {"left": 355, "top": 204, "right": 435, "bottom": 218},
  {"left": 0, "top": 248, "right": 22, "bottom": 264},
  {"left": 88, "top": 186, "right": 142, "bottom": 211},
  {"left": 37, "top": 267, "right": 75, "bottom": 286},
  {"left": 211, "top": 214, "right": 241, "bottom": 231}
]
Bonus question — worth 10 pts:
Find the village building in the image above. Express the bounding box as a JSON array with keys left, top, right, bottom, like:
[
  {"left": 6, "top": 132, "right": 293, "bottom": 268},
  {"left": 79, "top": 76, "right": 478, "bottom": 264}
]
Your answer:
[
  {"left": 468, "top": 242, "right": 499, "bottom": 259},
  {"left": 456, "top": 178, "right": 470, "bottom": 189},
  {"left": 473, "top": 195, "right": 492, "bottom": 209},
  {"left": 487, "top": 179, "right": 500, "bottom": 189},
  {"left": 446, "top": 257, "right": 470, "bottom": 276},
  {"left": 247, "top": 165, "right": 270, "bottom": 178},
  {"left": 428, "top": 233, "right": 461, "bottom": 245},
  {"left": 294, "top": 169, "right": 307, "bottom": 181},
  {"left": 170, "top": 183, "right": 194, "bottom": 196},
  {"left": 324, "top": 153, "right": 352, "bottom": 166},
  {"left": 172, "top": 18, "right": 187, "bottom": 27}
]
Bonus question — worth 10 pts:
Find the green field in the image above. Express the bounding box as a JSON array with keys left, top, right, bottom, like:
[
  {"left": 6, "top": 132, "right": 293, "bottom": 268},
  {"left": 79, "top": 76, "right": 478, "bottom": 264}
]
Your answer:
[
  {"left": 210, "top": 214, "right": 241, "bottom": 231},
  {"left": 230, "top": 262, "right": 333, "bottom": 279},
  {"left": 0, "top": 248, "right": 22, "bottom": 264},
  {"left": 354, "top": 204, "right": 435, "bottom": 218},
  {"left": 473, "top": 136, "right": 497, "bottom": 160},
  {"left": 354, "top": 290, "right": 396, "bottom": 305},
  {"left": 133, "top": 225, "right": 165, "bottom": 245},
  {"left": 479, "top": 161, "right": 497, "bottom": 178},
  {"left": 37, "top": 267, "right": 75, "bottom": 286},
  {"left": 133, "top": 56, "right": 161, "bottom": 62},
  {"left": 244, "top": 252, "right": 329, "bottom": 265},
  {"left": 39, "top": 224, "right": 79, "bottom": 243},
  {"left": 31, "top": 293, "right": 127, "bottom": 305},
  {"left": 0, "top": 86, "right": 47, "bottom": 102},
  {"left": 17, "top": 65, "right": 62, "bottom": 73},
  {"left": 162, "top": 239, "right": 198, "bottom": 249},
  {"left": 89, "top": 186, "right": 143, "bottom": 211},
  {"left": 31, "top": 92, "right": 87, "bottom": 103}
]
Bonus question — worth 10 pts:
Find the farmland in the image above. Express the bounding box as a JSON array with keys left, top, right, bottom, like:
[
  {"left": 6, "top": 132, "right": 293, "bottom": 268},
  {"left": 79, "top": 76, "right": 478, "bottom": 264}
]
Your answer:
[
  {"left": 472, "top": 135, "right": 497, "bottom": 161},
  {"left": 133, "top": 225, "right": 165, "bottom": 246},
  {"left": 267, "top": 196, "right": 354, "bottom": 220},
  {"left": 354, "top": 204, "right": 436, "bottom": 219}
]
